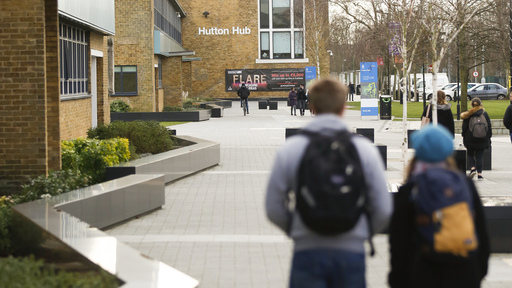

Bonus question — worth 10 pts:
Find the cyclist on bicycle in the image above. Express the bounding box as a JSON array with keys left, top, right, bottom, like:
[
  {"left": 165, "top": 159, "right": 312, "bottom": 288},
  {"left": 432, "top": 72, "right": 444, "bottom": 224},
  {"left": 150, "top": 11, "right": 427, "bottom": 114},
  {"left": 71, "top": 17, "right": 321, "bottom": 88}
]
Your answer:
[{"left": 237, "top": 83, "right": 250, "bottom": 114}]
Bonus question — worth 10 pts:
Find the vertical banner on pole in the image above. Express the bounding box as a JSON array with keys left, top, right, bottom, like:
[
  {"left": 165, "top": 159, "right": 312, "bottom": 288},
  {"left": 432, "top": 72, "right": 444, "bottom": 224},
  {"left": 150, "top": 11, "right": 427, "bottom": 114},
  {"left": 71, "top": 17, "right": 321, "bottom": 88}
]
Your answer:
[
  {"left": 305, "top": 66, "right": 317, "bottom": 93},
  {"left": 360, "top": 62, "right": 379, "bottom": 120}
]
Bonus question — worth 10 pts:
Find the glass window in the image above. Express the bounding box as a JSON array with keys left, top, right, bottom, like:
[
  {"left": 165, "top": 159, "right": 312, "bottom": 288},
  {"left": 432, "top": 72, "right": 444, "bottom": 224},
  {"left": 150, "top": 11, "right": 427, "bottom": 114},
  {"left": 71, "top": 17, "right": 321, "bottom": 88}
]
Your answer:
[
  {"left": 114, "top": 66, "right": 138, "bottom": 95},
  {"left": 293, "top": 0, "right": 303, "bottom": 27},
  {"left": 154, "top": 0, "right": 182, "bottom": 44},
  {"left": 273, "top": 32, "right": 291, "bottom": 59},
  {"left": 260, "top": 0, "right": 269, "bottom": 29},
  {"left": 261, "top": 32, "right": 270, "bottom": 59},
  {"left": 259, "top": 0, "right": 304, "bottom": 60},
  {"left": 294, "top": 31, "right": 303, "bottom": 58},
  {"left": 273, "top": 0, "right": 290, "bottom": 28},
  {"left": 59, "top": 22, "right": 88, "bottom": 98}
]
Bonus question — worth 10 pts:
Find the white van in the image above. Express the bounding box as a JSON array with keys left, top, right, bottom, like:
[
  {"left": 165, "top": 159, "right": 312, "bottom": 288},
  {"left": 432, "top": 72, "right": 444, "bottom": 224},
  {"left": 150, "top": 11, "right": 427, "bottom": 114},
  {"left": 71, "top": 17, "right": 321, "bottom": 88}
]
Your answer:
[{"left": 400, "top": 73, "right": 449, "bottom": 99}]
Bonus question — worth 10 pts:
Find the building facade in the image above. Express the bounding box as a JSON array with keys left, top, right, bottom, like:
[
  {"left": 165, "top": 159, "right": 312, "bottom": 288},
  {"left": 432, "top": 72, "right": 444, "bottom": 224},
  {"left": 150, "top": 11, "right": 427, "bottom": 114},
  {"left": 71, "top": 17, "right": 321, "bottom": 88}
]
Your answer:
[
  {"left": 179, "top": 0, "right": 330, "bottom": 99},
  {"left": 113, "top": 0, "right": 330, "bottom": 111},
  {"left": 0, "top": 0, "right": 114, "bottom": 193}
]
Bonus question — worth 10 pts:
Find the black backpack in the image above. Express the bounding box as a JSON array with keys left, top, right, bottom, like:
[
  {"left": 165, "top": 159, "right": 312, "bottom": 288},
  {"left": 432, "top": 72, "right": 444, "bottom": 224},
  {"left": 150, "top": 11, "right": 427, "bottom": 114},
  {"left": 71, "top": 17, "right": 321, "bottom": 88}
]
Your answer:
[
  {"left": 296, "top": 130, "right": 374, "bottom": 253},
  {"left": 469, "top": 112, "right": 488, "bottom": 138}
]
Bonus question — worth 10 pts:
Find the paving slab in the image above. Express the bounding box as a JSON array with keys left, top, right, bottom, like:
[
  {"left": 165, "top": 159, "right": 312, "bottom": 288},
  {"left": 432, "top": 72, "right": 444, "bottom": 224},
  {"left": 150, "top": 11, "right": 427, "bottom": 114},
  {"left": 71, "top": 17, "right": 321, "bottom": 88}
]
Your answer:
[{"left": 106, "top": 100, "right": 512, "bottom": 288}]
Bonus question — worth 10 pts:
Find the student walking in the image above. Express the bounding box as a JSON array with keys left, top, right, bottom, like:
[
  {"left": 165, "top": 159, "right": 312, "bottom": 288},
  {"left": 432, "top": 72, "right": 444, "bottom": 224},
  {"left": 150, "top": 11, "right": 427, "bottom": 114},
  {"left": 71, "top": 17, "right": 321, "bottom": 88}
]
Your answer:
[
  {"left": 421, "top": 90, "right": 455, "bottom": 137},
  {"left": 289, "top": 87, "right": 297, "bottom": 116},
  {"left": 266, "top": 78, "right": 392, "bottom": 288},
  {"left": 349, "top": 82, "right": 355, "bottom": 101},
  {"left": 503, "top": 92, "right": 512, "bottom": 143},
  {"left": 388, "top": 125, "right": 489, "bottom": 288},
  {"left": 297, "top": 84, "right": 307, "bottom": 116},
  {"left": 461, "top": 98, "right": 492, "bottom": 180}
]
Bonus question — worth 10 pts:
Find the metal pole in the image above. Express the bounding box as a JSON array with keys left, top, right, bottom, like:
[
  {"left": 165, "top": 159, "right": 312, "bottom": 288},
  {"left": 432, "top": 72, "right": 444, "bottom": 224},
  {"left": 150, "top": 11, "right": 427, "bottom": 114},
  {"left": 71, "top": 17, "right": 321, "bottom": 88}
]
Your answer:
[
  {"left": 422, "top": 63, "right": 426, "bottom": 109},
  {"left": 457, "top": 38, "right": 460, "bottom": 120}
]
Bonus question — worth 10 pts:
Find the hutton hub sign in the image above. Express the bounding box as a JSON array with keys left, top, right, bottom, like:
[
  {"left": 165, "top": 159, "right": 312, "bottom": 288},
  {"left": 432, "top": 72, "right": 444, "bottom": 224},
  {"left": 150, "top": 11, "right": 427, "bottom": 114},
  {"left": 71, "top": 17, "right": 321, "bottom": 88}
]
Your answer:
[{"left": 198, "top": 26, "right": 251, "bottom": 35}]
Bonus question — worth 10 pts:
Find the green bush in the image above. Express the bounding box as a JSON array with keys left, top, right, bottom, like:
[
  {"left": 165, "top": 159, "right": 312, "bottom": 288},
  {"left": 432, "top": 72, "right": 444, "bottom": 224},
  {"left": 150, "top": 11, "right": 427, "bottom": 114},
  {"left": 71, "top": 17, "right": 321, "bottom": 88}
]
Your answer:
[
  {"left": 87, "top": 121, "right": 177, "bottom": 156},
  {"left": 0, "top": 197, "right": 14, "bottom": 256},
  {"left": 61, "top": 138, "right": 130, "bottom": 184},
  {"left": 0, "top": 256, "right": 119, "bottom": 288},
  {"left": 163, "top": 105, "right": 183, "bottom": 112},
  {"left": 110, "top": 100, "right": 130, "bottom": 113},
  {"left": 19, "top": 170, "right": 92, "bottom": 203}
]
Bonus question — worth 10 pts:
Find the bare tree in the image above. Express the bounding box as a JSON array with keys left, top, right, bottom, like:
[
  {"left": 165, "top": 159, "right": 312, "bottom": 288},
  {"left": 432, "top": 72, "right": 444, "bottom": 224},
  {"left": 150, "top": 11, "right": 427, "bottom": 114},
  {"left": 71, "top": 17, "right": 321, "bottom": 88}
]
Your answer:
[{"left": 305, "top": 0, "right": 330, "bottom": 78}]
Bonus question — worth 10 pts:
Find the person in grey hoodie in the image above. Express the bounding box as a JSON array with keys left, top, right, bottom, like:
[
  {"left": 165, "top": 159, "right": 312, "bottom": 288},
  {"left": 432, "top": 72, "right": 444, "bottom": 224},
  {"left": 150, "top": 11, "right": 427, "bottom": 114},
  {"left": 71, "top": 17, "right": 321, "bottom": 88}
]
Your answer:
[{"left": 265, "top": 78, "right": 392, "bottom": 288}]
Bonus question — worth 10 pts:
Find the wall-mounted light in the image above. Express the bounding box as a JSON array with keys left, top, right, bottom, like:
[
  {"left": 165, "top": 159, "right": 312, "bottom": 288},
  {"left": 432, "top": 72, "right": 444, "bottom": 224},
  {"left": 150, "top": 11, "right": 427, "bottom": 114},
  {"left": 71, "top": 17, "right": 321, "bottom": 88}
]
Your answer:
[
  {"left": 203, "top": 11, "right": 209, "bottom": 18},
  {"left": 327, "top": 50, "right": 333, "bottom": 56},
  {"left": 176, "top": 12, "right": 181, "bottom": 18}
]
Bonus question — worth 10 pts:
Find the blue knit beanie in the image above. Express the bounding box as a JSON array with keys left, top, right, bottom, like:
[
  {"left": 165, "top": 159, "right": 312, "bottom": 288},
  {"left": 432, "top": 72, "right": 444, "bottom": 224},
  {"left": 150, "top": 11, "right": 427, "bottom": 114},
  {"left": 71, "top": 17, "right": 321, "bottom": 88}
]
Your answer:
[{"left": 412, "top": 125, "right": 454, "bottom": 163}]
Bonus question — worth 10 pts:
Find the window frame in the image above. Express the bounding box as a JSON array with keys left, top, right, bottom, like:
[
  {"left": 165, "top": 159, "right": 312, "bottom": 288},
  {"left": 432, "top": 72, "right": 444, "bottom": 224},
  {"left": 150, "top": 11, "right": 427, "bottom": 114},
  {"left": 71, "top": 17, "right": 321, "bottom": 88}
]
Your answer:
[
  {"left": 257, "top": 0, "right": 307, "bottom": 63},
  {"left": 59, "top": 22, "right": 89, "bottom": 99},
  {"left": 113, "top": 65, "right": 138, "bottom": 96}
]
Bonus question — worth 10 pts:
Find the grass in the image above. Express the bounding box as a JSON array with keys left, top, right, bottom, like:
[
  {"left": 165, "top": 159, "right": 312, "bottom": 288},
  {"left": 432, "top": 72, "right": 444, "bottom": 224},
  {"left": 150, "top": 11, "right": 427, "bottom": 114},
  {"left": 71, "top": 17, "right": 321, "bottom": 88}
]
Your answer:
[
  {"left": 159, "top": 121, "right": 188, "bottom": 127},
  {"left": 347, "top": 99, "right": 510, "bottom": 120}
]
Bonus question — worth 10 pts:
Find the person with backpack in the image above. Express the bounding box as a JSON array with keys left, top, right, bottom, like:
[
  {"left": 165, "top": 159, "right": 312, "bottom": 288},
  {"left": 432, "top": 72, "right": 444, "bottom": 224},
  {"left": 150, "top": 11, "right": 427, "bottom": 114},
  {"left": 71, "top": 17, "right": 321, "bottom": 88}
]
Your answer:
[
  {"left": 237, "top": 83, "right": 250, "bottom": 114},
  {"left": 421, "top": 90, "right": 455, "bottom": 137},
  {"left": 297, "top": 84, "right": 307, "bottom": 116},
  {"left": 503, "top": 92, "right": 512, "bottom": 143},
  {"left": 265, "top": 78, "right": 392, "bottom": 288},
  {"left": 461, "top": 98, "right": 492, "bottom": 180},
  {"left": 388, "top": 125, "right": 489, "bottom": 288}
]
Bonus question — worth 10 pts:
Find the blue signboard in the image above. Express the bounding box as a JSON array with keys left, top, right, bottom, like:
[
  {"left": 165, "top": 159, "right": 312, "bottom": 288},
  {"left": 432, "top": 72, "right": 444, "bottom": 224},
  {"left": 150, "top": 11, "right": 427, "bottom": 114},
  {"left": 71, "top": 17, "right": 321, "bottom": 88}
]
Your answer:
[
  {"left": 360, "top": 62, "right": 379, "bottom": 118},
  {"left": 305, "top": 66, "right": 316, "bottom": 80}
]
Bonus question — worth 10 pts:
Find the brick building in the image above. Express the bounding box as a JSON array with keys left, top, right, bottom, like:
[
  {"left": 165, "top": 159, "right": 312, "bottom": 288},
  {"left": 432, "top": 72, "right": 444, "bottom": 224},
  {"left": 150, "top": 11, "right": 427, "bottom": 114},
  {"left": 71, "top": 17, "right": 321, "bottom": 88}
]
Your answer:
[
  {"left": 113, "top": 0, "right": 193, "bottom": 111},
  {"left": 0, "top": 0, "right": 115, "bottom": 193},
  {"left": 113, "top": 0, "right": 330, "bottom": 111}
]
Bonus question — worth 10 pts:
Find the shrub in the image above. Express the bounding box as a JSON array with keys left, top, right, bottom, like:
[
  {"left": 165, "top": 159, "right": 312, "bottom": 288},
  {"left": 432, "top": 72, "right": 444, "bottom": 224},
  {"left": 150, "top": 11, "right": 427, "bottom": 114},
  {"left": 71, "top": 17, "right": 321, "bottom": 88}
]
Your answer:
[
  {"left": 110, "top": 100, "right": 130, "bottom": 113},
  {"left": 61, "top": 138, "right": 130, "bottom": 184},
  {"left": 0, "top": 256, "right": 119, "bottom": 288},
  {"left": 19, "top": 170, "right": 92, "bottom": 203},
  {"left": 163, "top": 105, "right": 183, "bottom": 112},
  {"left": 87, "top": 121, "right": 177, "bottom": 156},
  {"left": 0, "top": 196, "right": 14, "bottom": 256}
]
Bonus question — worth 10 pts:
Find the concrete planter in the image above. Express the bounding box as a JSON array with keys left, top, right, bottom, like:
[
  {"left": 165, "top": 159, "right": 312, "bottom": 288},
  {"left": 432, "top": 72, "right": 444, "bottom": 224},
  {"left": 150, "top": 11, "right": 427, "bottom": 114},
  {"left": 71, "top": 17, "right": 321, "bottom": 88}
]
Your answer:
[
  {"left": 111, "top": 110, "right": 211, "bottom": 122},
  {"left": 106, "top": 135, "right": 220, "bottom": 183}
]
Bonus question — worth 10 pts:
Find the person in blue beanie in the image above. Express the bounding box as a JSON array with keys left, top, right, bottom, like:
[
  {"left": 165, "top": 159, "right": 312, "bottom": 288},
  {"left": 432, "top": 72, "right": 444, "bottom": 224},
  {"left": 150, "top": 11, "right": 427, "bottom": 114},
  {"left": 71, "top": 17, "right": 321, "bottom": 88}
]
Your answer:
[{"left": 388, "top": 125, "right": 489, "bottom": 288}]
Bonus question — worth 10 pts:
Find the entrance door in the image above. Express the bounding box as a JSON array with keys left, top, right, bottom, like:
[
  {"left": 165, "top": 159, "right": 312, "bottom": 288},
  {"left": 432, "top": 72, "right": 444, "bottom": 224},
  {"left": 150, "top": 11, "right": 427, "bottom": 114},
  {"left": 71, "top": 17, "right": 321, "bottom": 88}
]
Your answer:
[{"left": 91, "top": 56, "right": 98, "bottom": 128}]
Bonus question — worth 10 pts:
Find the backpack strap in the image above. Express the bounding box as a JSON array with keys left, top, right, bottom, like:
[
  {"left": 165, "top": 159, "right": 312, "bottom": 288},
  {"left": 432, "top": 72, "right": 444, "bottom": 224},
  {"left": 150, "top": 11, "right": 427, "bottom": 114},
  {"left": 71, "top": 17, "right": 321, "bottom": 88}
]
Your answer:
[{"left": 298, "top": 129, "right": 376, "bottom": 256}]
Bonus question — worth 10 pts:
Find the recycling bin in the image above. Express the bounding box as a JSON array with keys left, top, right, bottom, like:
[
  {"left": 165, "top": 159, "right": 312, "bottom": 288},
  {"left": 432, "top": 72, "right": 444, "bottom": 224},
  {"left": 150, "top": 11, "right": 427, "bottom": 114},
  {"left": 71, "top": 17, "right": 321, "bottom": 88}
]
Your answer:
[{"left": 380, "top": 95, "right": 392, "bottom": 120}]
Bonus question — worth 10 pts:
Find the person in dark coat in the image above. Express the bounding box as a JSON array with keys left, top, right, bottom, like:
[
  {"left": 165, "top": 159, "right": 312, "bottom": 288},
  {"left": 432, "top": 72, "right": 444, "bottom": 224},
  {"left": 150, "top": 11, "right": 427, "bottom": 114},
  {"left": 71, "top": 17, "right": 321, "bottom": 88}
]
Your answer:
[
  {"left": 461, "top": 97, "right": 492, "bottom": 180},
  {"left": 421, "top": 90, "right": 455, "bottom": 137},
  {"left": 288, "top": 87, "right": 297, "bottom": 116},
  {"left": 237, "top": 83, "right": 250, "bottom": 114},
  {"left": 503, "top": 92, "right": 512, "bottom": 143},
  {"left": 349, "top": 82, "right": 355, "bottom": 101},
  {"left": 297, "top": 84, "right": 307, "bottom": 116},
  {"left": 388, "top": 125, "right": 490, "bottom": 288}
]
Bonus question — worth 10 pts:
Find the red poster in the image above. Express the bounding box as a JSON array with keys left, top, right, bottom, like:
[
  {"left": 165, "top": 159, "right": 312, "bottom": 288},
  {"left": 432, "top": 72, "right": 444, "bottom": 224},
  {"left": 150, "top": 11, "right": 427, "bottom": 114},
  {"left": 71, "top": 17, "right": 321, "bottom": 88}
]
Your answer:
[{"left": 377, "top": 57, "right": 384, "bottom": 66}]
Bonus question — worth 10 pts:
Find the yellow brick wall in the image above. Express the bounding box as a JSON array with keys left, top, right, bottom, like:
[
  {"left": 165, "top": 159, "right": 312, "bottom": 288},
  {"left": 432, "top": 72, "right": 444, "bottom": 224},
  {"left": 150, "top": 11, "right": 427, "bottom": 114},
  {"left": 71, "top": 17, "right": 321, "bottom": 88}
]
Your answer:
[
  {"left": 60, "top": 31, "right": 110, "bottom": 140},
  {"left": 0, "top": 0, "right": 57, "bottom": 193},
  {"left": 112, "top": 0, "right": 155, "bottom": 112},
  {"left": 179, "top": 0, "right": 330, "bottom": 99}
]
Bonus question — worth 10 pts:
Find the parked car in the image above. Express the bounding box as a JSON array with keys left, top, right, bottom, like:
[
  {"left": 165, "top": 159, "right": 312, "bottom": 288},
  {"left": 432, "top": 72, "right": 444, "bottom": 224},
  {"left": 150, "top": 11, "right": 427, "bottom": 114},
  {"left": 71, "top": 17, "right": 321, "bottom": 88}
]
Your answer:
[
  {"left": 467, "top": 83, "right": 507, "bottom": 100},
  {"left": 425, "top": 83, "right": 458, "bottom": 101},
  {"left": 452, "top": 83, "right": 478, "bottom": 101}
]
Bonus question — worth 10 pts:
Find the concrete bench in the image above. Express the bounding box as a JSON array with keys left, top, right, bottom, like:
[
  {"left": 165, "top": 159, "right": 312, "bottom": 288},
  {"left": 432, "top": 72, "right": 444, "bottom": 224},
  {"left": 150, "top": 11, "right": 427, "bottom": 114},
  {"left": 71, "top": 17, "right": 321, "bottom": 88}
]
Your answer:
[
  {"left": 106, "top": 135, "right": 220, "bottom": 183},
  {"left": 13, "top": 174, "right": 199, "bottom": 287},
  {"left": 259, "top": 100, "right": 268, "bottom": 109},
  {"left": 482, "top": 196, "right": 512, "bottom": 253},
  {"left": 200, "top": 103, "right": 224, "bottom": 118},
  {"left": 356, "top": 128, "right": 374, "bottom": 143},
  {"left": 269, "top": 101, "right": 278, "bottom": 110}
]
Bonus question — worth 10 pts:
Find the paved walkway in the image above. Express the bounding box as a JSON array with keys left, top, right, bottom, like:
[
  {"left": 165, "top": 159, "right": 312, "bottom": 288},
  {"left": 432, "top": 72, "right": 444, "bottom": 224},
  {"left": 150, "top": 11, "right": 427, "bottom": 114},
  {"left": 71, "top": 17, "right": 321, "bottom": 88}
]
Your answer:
[{"left": 106, "top": 101, "right": 512, "bottom": 288}]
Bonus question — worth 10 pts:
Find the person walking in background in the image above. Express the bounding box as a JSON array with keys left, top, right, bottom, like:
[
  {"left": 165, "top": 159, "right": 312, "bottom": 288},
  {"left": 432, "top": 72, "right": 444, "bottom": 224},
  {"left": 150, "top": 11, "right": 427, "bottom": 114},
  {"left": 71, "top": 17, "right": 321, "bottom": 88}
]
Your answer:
[
  {"left": 266, "top": 78, "right": 392, "bottom": 288},
  {"left": 461, "top": 98, "right": 492, "bottom": 180},
  {"left": 503, "top": 92, "right": 512, "bottom": 143},
  {"left": 237, "top": 83, "right": 250, "bottom": 114},
  {"left": 388, "top": 125, "right": 489, "bottom": 288},
  {"left": 421, "top": 90, "right": 455, "bottom": 137},
  {"left": 288, "top": 87, "right": 297, "bottom": 116},
  {"left": 349, "top": 82, "right": 355, "bottom": 101},
  {"left": 297, "top": 84, "right": 307, "bottom": 116}
]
